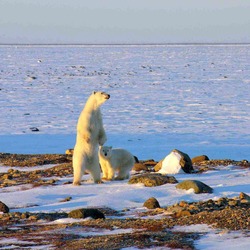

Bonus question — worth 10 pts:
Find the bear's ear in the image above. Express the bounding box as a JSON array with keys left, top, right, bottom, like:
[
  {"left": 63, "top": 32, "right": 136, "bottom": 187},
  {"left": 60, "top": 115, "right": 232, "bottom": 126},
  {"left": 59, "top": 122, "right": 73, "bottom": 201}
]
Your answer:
[{"left": 93, "top": 91, "right": 97, "bottom": 95}]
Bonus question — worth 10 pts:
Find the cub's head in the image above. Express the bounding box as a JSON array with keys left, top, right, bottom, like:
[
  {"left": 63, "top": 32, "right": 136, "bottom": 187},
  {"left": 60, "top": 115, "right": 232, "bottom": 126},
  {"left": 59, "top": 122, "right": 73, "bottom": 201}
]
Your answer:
[
  {"left": 100, "top": 146, "right": 112, "bottom": 159},
  {"left": 92, "top": 91, "right": 110, "bottom": 106}
]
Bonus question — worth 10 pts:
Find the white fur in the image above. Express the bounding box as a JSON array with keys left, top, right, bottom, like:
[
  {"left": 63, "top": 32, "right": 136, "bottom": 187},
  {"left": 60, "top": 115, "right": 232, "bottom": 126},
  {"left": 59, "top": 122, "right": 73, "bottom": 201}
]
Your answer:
[
  {"left": 73, "top": 91, "right": 110, "bottom": 185},
  {"left": 99, "top": 146, "right": 135, "bottom": 180}
]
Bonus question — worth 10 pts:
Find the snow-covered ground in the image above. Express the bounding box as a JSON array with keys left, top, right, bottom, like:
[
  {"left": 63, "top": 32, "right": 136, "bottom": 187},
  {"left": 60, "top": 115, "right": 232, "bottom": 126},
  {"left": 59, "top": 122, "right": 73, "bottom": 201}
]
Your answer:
[
  {"left": 0, "top": 44, "right": 249, "bottom": 160},
  {"left": 0, "top": 45, "right": 249, "bottom": 249}
]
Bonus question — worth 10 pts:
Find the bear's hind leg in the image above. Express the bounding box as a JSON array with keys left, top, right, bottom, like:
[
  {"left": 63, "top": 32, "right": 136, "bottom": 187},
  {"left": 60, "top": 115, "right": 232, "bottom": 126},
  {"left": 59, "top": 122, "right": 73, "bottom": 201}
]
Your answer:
[
  {"left": 72, "top": 150, "right": 85, "bottom": 185},
  {"left": 88, "top": 155, "right": 102, "bottom": 184}
]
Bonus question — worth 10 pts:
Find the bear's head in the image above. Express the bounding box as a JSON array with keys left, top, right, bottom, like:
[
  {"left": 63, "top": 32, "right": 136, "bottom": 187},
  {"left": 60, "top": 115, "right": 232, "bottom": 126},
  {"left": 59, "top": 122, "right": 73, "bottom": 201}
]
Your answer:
[
  {"left": 100, "top": 146, "right": 112, "bottom": 159},
  {"left": 92, "top": 91, "right": 110, "bottom": 106}
]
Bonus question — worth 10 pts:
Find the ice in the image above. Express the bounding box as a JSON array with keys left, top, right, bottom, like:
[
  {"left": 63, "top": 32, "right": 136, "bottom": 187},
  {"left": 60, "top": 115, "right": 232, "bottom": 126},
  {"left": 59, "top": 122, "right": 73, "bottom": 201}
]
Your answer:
[
  {"left": 0, "top": 45, "right": 249, "bottom": 249},
  {"left": 0, "top": 44, "right": 249, "bottom": 160}
]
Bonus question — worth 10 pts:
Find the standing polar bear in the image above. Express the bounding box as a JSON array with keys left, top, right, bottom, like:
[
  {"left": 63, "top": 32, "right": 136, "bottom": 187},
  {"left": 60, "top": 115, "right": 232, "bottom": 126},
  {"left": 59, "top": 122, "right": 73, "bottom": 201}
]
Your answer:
[
  {"left": 99, "top": 146, "right": 135, "bottom": 180},
  {"left": 73, "top": 91, "right": 110, "bottom": 185}
]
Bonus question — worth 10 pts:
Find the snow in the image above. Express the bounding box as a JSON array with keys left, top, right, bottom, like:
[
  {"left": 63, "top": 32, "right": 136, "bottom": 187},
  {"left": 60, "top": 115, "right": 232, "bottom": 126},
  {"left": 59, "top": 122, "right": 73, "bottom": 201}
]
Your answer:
[
  {"left": 159, "top": 151, "right": 184, "bottom": 174},
  {"left": 0, "top": 44, "right": 249, "bottom": 160},
  {"left": 173, "top": 225, "right": 250, "bottom": 250},
  {"left": 0, "top": 44, "right": 250, "bottom": 249}
]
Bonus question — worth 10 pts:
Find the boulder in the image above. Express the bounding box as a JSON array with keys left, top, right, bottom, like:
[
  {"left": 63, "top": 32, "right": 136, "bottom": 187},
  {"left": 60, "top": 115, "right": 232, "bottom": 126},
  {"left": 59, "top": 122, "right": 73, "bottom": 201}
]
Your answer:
[
  {"left": 65, "top": 149, "right": 74, "bottom": 155},
  {"left": 133, "top": 162, "right": 149, "bottom": 172},
  {"left": 154, "top": 159, "right": 163, "bottom": 172},
  {"left": 0, "top": 201, "right": 9, "bottom": 213},
  {"left": 68, "top": 208, "right": 105, "bottom": 219},
  {"left": 128, "top": 173, "right": 178, "bottom": 187},
  {"left": 156, "top": 149, "right": 194, "bottom": 174},
  {"left": 239, "top": 192, "right": 250, "bottom": 204},
  {"left": 143, "top": 197, "right": 161, "bottom": 209},
  {"left": 176, "top": 180, "right": 213, "bottom": 194},
  {"left": 174, "top": 149, "right": 193, "bottom": 173},
  {"left": 192, "top": 155, "right": 209, "bottom": 164}
]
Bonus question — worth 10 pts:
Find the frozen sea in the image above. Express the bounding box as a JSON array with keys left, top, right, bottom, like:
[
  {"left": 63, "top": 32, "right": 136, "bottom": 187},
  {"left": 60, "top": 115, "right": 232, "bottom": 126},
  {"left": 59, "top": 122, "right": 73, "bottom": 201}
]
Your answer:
[
  {"left": 0, "top": 44, "right": 250, "bottom": 249},
  {"left": 0, "top": 44, "right": 249, "bottom": 161}
]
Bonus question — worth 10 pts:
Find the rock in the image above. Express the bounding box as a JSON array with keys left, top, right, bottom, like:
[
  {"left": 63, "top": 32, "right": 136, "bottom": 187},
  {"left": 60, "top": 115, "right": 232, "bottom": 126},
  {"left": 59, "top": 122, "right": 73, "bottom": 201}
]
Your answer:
[
  {"left": 175, "top": 210, "right": 191, "bottom": 218},
  {"left": 60, "top": 196, "right": 72, "bottom": 202},
  {"left": 134, "top": 156, "right": 139, "bottom": 163},
  {"left": 133, "top": 162, "right": 148, "bottom": 172},
  {"left": 176, "top": 180, "right": 213, "bottom": 194},
  {"left": 155, "top": 149, "right": 194, "bottom": 174},
  {"left": 158, "top": 151, "right": 184, "bottom": 174},
  {"left": 154, "top": 159, "right": 163, "bottom": 172},
  {"left": 143, "top": 160, "right": 158, "bottom": 167},
  {"left": 26, "top": 76, "right": 37, "bottom": 81},
  {"left": 228, "top": 200, "right": 239, "bottom": 206},
  {"left": 65, "top": 149, "right": 74, "bottom": 155},
  {"left": 174, "top": 149, "right": 194, "bottom": 173},
  {"left": 68, "top": 208, "right": 105, "bottom": 219},
  {"left": 0, "top": 201, "right": 9, "bottom": 213},
  {"left": 128, "top": 173, "right": 178, "bottom": 187},
  {"left": 179, "top": 201, "right": 188, "bottom": 208},
  {"left": 192, "top": 155, "right": 209, "bottom": 164},
  {"left": 30, "top": 127, "right": 39, "bottom": 132},
  {"left": 239, "top": 192, "right": 250, "bottom": 203},
  {"left": 143, "top": 197, "right": 161, "bottom": 209}
]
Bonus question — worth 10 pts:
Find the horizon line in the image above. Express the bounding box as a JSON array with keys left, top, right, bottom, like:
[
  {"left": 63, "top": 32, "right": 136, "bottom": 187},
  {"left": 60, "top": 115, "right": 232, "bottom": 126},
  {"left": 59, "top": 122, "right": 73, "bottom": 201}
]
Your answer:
[{"left": 1, "top": 42, "right": 250, "bottom": 46}]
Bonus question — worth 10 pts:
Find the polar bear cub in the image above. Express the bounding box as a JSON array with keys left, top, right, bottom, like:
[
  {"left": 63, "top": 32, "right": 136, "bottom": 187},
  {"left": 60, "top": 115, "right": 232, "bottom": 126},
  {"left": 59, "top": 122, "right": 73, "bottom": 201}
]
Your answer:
[
  {"left": 73, "top": 91, "right": 110, "bottom": 185},
  {"left": 99, "top": 146, "right": 135, "bottom": 180}
]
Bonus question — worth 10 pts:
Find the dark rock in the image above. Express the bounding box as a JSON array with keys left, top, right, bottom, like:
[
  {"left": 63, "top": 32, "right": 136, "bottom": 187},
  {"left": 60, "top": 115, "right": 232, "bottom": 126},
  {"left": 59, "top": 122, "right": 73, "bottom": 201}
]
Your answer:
[
  {"left": 60, "top": 196, "right": 72, "bottom": 202},
  {"left": 134, "top": 156, "right": 139, "bottom": 163},
  {"left": 0, "top": 201, "right": 9, "bottom": 213},
  {"left": 192, "top": 155, "right": 209, "bottom": 164},
  {"left": 128, "top": 173, "right": 178, "bottom": 187},
  {"left": 173, "top": 149, "right": 194, "bottom": 173},
  {"left": 68, "top": 208, "right": 105, "bottom": 219},
  {"left": 143, "top": 197, "right": 161, "bottom": 209},
  {"left": 176, "top": 180, "right": 213, "bottom": 194},
  {"left": 30, "top": 127, "right": 39, "bottom": 132}
]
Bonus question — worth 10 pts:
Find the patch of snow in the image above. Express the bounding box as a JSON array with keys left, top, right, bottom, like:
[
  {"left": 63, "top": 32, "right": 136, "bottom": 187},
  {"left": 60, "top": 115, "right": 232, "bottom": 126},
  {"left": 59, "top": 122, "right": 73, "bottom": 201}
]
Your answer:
[{"left": 158, "top": 151, "right": 184, "bottom": 174}]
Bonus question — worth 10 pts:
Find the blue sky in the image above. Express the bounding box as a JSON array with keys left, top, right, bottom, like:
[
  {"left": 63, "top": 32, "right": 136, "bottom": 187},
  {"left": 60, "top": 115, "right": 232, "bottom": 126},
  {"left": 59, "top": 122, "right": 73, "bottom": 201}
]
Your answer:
[{"left": 0, "top": 0, "right": 250, "bottom": 44}]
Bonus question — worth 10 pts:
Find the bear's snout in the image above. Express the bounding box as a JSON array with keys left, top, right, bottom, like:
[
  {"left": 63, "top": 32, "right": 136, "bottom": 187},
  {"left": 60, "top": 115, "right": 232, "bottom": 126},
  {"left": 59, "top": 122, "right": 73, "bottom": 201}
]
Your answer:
[{"left": 105, "top": 94, "right": 110, "bottom": 99}]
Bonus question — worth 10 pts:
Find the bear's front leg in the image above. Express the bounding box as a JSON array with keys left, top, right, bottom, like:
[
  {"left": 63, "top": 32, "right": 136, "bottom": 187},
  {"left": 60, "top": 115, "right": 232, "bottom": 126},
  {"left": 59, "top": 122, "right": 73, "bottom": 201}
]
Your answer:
[{"left": 98, "top": 130, "right": 107, "bottom": 146}]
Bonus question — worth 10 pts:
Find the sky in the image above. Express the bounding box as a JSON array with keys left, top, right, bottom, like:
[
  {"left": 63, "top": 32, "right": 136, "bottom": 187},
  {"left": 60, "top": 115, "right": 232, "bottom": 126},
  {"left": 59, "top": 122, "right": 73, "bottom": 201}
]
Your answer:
[{"left": 0, "top": 0, "right": 250, "bottom": 44}]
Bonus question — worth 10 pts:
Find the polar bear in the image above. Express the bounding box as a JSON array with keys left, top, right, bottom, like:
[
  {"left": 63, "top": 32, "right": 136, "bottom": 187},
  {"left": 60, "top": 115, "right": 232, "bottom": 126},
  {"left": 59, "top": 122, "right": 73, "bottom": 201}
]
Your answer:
[
  {"left": 99, "top": 146, "right": 135, "bottom": 180},
  {"left": 73, "top": 91, "right": 110, "bottom": 185}
]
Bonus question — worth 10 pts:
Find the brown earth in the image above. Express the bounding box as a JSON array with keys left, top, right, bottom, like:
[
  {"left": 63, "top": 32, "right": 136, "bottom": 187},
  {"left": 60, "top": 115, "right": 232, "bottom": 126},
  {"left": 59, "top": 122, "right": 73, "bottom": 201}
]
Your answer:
[{"left": 0, "top": 153, "right": 249, "bottom": 249}]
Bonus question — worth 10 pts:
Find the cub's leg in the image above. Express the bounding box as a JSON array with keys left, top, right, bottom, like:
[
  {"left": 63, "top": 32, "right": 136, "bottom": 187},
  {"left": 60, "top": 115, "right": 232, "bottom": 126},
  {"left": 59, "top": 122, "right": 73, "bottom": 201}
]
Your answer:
[
  {"left": 100, "top": 162, "right": 109, "bottom": 180},
  {"left": 107, "top": 164, "right": 115, "bottom": 180},
  {"left": 115, "top": 166, "right": 129, "bottom": 180}
]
